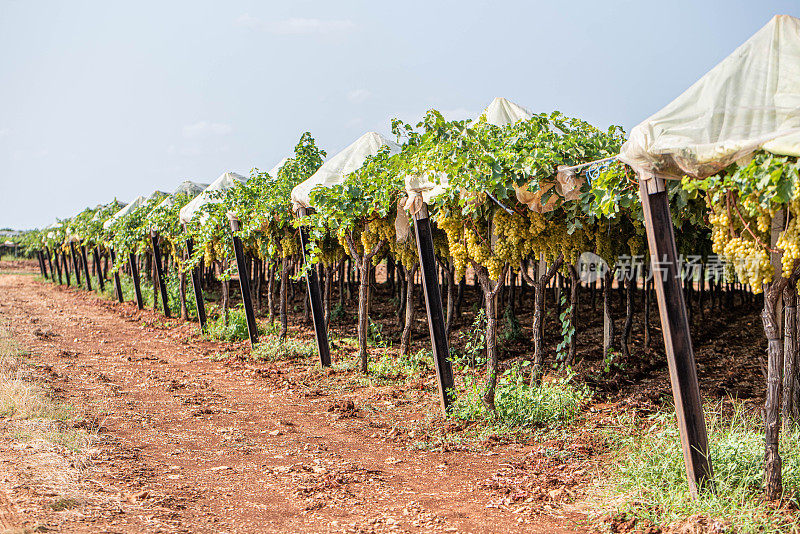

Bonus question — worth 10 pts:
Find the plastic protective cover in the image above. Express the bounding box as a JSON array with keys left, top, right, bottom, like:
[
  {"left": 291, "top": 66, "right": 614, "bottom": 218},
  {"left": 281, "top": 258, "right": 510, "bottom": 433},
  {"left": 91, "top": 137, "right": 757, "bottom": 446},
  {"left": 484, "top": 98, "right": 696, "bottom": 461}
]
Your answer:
[
  {"left": 103, "top": 196, "right": 147, "bottom": 230},
  {"left": 179, "top": 172, "right": 247, "bottom": 224},
  {"left": 291, "top": 132, "right": 401, "bottom": 210},
  {"left": 155, "top": 181, "right": 209, "bottom": 211},
  {"left": 620, "top": 15, "right": 800, "bottom": 178},
  {"left": 269, "top": 157, "right": 290, "bottom": 178},
  {"left": 403, "top": 97, "right": 533, "bottom": 214}
]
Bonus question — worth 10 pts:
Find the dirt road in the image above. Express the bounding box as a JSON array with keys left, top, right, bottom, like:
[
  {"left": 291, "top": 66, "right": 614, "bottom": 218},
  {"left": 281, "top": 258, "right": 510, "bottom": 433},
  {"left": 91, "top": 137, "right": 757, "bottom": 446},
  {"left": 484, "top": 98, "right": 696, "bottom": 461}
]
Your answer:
[{"left": 0, "top": 273, "right": 588, "bottom": 533}]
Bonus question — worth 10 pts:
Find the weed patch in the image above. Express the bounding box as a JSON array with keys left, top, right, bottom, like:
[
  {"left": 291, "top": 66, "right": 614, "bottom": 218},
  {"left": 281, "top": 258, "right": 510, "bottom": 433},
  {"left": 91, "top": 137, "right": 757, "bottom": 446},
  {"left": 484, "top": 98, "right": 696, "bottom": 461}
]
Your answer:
[
  {"left": 252, "top": 335, "right": 316, "bottom": 361},
  {"left": 597, "top": 401, "right": 800, "bottom": 533}
]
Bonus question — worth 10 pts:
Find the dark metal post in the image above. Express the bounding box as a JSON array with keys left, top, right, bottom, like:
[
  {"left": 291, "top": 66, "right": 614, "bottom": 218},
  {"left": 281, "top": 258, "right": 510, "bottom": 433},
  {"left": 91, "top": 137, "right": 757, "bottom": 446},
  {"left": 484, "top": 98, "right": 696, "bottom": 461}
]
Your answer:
[
  {"left": 128, "top": 253, "right": 144, "bottom": 310},
  {"left": 62, "top": 248, "right": 71, "bottom": 286},
  {"left": 69, "top": 242, "right": 82, "bottom": 286},
  {"left": 110, "top": 248, "right": 123, "bottom": 302},
  {"left": 51, "top": 249, "right": 63, "bottom": 285},
  {"left": 36, "top": 250, "right": 47, "bottom": 278},
  {"left": 150, "top": 231, "right": 171, "bottom": 318},
  {"left": 412, "top": 204, "right": 454, "bottom": 415},
  {"left": 639, "top": 173, "right": 713, "bottom": 497},
  {"left": 297, "top": 207, "right": 331, "bottom": 367},
  {"left": 185, "top": 236, "right": 208, "bottom": 332},
  {"left": 227, "top": 213, "right": 258, "bottom": 346},
  {"left": 92, "top": 247, "right": 105, "bottom": 292},
  {"left": 44, "top": 247, "right": 54, "bottom": 280},
  {"left": 80, "top": 244, "right": 92, "bottom": 291}
]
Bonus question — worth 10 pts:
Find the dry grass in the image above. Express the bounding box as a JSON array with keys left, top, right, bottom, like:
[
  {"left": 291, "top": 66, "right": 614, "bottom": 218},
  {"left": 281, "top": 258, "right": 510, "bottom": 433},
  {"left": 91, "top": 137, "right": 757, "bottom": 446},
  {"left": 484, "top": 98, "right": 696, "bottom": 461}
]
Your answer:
[{"left": 0, "top": 323, "right": 92, "bottom": 451}]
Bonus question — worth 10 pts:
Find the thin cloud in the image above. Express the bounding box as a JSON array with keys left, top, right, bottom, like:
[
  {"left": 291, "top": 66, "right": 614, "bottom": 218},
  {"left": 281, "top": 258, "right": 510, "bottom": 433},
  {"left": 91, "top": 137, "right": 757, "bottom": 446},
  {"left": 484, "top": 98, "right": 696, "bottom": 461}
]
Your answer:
[
  {"left": 235, "top": 13, "right": 262, "bottom": 29},
  {"left": 182, "top": 121, "right": 232, "bottom": 139},
  {"left": 347, "top": 89, "right": 371, "bottom": 103},
  {"left": 0, "top": 128, "right": 9, "bottom": 136},
  {"left": 236, "top": 14, "right": 356, "bottom": 35}
]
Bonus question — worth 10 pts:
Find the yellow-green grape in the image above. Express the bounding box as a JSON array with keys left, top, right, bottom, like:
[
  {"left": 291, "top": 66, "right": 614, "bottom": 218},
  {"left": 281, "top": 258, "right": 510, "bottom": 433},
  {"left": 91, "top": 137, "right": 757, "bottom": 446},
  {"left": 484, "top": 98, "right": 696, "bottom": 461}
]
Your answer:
[
  {"left": 204, "top": 242, "right": 215, "bottom": 265},
  {"left": 777, "top": 216, "right": 800, "bottom": 276},
  {"left": 756, "top": 209, "right": 771, "bottom": 233},
  {"left": 721, "top": 237, "right": 772, "bottom": 291},
  {"left": 438, "top": 210, "right": 469, "bottom": 279},
  {"left": 279, "top": 232, "right": 298, "bottom": 258}
]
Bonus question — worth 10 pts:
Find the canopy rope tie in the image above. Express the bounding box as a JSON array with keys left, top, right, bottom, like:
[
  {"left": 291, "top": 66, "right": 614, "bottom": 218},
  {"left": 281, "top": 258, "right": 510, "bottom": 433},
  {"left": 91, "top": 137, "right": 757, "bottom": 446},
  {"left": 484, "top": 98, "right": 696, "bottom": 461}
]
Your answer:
[
  {"left": 586, "top": 157, "right": 618, "bottom": 186},
  {"left": 557, "top": 155, "right": 619, "bottom": 186}
]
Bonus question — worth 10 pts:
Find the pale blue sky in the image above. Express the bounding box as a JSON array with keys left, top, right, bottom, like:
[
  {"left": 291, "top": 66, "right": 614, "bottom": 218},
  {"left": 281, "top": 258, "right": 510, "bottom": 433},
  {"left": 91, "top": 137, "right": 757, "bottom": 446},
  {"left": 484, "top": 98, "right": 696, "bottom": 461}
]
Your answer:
[{"left": 1, "top": 0, "right": 798, "bottom": 228}]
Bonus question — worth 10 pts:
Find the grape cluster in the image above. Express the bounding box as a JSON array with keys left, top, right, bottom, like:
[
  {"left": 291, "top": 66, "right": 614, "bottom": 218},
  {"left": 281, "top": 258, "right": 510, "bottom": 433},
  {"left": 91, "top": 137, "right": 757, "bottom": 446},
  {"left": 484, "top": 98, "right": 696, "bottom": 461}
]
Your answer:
[
  {"left": 279, "top": 231, "right": 298, "bottom": 259},
  {"left": 709, "top": 204, "right": 772, "bottom": 291},
  {"left": 437, "top": 209, "right": 470, "bottom": 279},
  {"left": 776, "top": 198, "right": 800, "bottom": 275}
]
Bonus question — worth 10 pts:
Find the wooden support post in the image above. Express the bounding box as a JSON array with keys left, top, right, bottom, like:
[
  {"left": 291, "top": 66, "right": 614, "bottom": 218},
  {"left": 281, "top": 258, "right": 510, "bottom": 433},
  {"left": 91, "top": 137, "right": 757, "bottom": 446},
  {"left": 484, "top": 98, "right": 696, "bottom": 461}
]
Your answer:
[
  {"left": 92, "top": 247, "right": 105, "bottom": 292},
  {"left": 109, "top": 248, "right": 123, "bottom": 302},
  {"left": 639, "top": 172, "right": 713, "bottom": 497},
  {"left": 185, "top": 237, "right": 208, "bottom": 332},
  {"left": 296, "top": 207, "right": 331, "bottom": 367},
  {"left": 150, "top": 231, "right": 171, "bottom": 318},
  {"left": 80, "top": 244, "right": 92, "bottom": 291},
  {"left": 44, "top": 247, "right": 54, "bottom": 280},
  {"left": 62, "top": 249, "right": 71, "bottom": 286},
  {"left": 50, "top": 248, "right": 63, "bottom": 285},
  {"left": 36, "top": 250, "right": 47, "bottom": 278},
  {"left": 128, "top": 253, "right": 144, "bottom": 310},
  {"left": 412, "top": 204, "right": 454, "bottom": 415},
  {"left": 69, "top": 242, "right": 82, "bottom": 286},
  {"left": 227, "top": 213, "right": 258, "bottom": 346}
]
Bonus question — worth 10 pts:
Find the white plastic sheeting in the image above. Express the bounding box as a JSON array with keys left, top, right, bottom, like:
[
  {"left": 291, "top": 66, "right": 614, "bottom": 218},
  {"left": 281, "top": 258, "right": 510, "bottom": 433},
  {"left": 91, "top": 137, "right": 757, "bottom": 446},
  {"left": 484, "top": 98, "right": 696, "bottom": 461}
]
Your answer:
[
  {"left": 403, "top": 97, "right": 533, "bottom": 214},
  {"left": 481, "top": 97, "right": 533, "bottom": 127},
  {"left": 155, "top": 181, "right": 209, "bottom": 210},
  {"left": 269, "top": 157, "right": 290, "bottom": 178},
  {"left": 179, "top": 172, "right": 247, "bottom": 225},
  {"left": 291, "top": 132, "right": 401, "bottom": 210},
  {"left": 620, "top": 15, "right": 800, "bottom": 178},
  {"left": 103, "top": 196, "right": 147, "bottom": 230}
]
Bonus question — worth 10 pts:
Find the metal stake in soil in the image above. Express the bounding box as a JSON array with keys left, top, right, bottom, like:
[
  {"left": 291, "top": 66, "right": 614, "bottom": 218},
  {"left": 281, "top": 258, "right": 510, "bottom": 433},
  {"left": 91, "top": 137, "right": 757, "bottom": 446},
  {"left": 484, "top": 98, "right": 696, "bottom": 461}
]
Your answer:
[
  {"left": 36, "top": 250, "right": 47, "bottom": 278},
  {"left": 185, "top": 237, "right": 208, "bottom": 332},
  {"left": 109, "top": 248, "right": 123, "bottom": 303},
  {"left": 80, "top": 244, "right": 92, "bottom": 291},
  {"left": 227, "top": 213, "right": 258, "bottom": 346},
  {"left": 44, "top": 247, "right": 55, "bottom": 280},
  {"left": 151, "top": 231, "right": 171, "bottom": 318},
  {"left": 51, "top": 249, "right": 63, "bottom": 285},
  {"left": 297, "top": 207, "right": 331, "bottom": 367},
  {"left": 412, "top": 204, "right": 455, "bottom": 415},
  {"left": 69, "top": 242, "right": 82, "bottom": 286},
  {"left": 92, "top": 246, "right": 105, "bottom": 292},
  {"left": 128, "top": 253, "right": 144, "bottom": 310},
  {"left": 638, "top": 172, "right": 713, "bottom": 497},
  {"left": 62, "top": 249, "right": 71, "bottom": 286}
]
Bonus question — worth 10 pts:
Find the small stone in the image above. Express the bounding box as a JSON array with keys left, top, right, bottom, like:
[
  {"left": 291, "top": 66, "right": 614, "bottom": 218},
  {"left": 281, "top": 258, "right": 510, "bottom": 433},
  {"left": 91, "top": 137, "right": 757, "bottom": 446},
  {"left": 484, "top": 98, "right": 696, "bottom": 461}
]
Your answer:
[{"left": 210, "top": 465, "right": 232, "bottom": 472}]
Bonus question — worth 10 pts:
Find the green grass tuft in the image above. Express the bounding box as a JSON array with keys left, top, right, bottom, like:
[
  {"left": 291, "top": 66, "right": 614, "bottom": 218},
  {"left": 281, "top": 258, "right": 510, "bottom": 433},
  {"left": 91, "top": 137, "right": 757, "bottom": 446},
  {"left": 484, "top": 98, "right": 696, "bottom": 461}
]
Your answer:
[
  {"left": 452, "top": 366, "right": 590, "bottom": 427},
  {"left": 251, "top": 335, "right": 316, "bottom": 361},
  {"left": 600, "top": 401, "right": 800, "bottom": 533}
]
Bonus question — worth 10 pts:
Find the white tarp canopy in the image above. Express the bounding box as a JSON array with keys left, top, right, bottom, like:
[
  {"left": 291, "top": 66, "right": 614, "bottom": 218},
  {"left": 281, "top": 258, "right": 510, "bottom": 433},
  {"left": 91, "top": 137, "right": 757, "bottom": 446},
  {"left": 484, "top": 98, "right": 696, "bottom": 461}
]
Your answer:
[
  {"left": 481, "top": 97, "right": 533, "bottom": 127},
  {"left": 291, "top": 132, "right": 401, "bottom": 210},
  {"left": 404, "top": 97, "right": 533, "bottom": 213},
  {"left": 269, "top": 157, "right": 290, "bottom": 178},
  {"left": 92, "top": 200, "right": 124, "bottom": 222},
  {"left": 155, "top": 181, "right": 209, "bottom": 210},
  {"left": 103, "top": 195, "right": 147, "bottom": 230},
  {"left": 179, "top": 172, "right": 247, "bottom": 224},
  {"left": 620, "top": 15, "right": 800, "bottom": 178}
]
